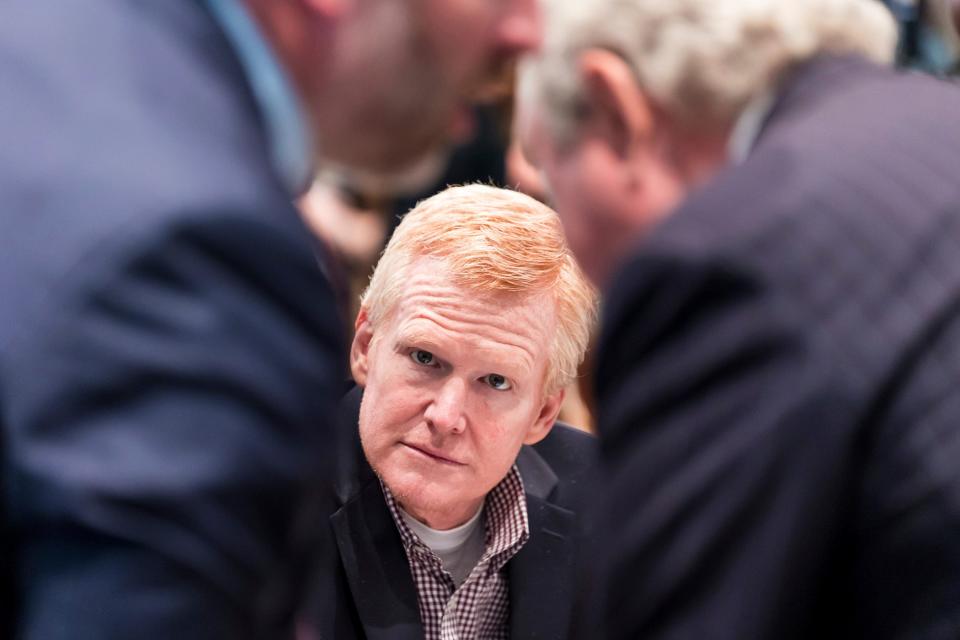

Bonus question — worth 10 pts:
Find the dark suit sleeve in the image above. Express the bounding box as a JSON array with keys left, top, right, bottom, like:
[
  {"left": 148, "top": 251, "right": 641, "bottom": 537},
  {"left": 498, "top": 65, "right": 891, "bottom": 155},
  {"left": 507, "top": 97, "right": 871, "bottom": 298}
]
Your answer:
[
  {"left": 8, "top": 211, "right": 344, "bottom": 639},
  {"left": 855, "top": 304, "right": 960, "bottom": 638},
  {"left": 592, "top": 252, "right": 856, "bottom": 640}
]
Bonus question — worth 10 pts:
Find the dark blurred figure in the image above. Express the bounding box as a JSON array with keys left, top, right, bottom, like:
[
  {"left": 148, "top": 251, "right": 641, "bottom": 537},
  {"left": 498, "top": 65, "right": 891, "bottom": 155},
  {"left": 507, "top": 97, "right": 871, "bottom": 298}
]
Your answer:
[
  {"left": 519, "top": 0, "right": 960, "bottom": 638},
  {"left": 882, "top": 0, "right": 960, "bottom": 73},
  {"left": 0, "top": 0, "right": 540, "bottom": 638}
]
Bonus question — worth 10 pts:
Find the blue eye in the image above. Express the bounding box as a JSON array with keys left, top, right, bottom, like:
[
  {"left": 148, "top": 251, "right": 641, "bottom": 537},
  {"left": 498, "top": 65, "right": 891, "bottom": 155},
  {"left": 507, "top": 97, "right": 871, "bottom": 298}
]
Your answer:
[
  {"left": 411, "top": 350, "right": 436, "bottom": 366},
  {"left": 483, "top": 374, "right": 511, "bottom": 391}
]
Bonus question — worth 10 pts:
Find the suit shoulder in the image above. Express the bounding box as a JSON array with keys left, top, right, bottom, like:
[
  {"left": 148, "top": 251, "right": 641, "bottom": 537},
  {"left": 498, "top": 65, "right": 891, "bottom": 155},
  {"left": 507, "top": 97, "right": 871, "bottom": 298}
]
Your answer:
[{"left": 531, "top": 422, "right": 597, "bottom": 480}]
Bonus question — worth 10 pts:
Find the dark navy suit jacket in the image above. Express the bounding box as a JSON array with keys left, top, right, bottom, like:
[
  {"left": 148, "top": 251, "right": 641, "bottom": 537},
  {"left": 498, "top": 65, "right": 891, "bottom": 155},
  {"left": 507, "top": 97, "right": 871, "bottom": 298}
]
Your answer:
[
  {"left": 592, "top": 56, "right": 960, "bottom": 639},
  {"left": 297, "top": 388, "right": 597, "bottom": 640},
  {"left": 1, "top": 1, "right": 343, "bottom": 637}
]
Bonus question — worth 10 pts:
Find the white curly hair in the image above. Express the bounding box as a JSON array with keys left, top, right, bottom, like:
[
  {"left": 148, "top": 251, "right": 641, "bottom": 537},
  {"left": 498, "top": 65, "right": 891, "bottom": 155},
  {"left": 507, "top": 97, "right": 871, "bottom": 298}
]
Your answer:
[{"left": 519, "top": 0, "right": 899, "bottom": 144}]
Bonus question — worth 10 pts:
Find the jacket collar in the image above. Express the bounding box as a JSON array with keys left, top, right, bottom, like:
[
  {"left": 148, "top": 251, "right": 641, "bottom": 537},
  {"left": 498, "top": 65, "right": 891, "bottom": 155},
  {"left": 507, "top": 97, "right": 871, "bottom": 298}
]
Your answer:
[
  {"left": 330, "top": 475, "right": 423, "bottom": 640},
  {"left": 755, "top": 55, "right": 882, "bottom": 157},
  {"left": 509, "top": 447, "right": 578, "bottom": 639}
]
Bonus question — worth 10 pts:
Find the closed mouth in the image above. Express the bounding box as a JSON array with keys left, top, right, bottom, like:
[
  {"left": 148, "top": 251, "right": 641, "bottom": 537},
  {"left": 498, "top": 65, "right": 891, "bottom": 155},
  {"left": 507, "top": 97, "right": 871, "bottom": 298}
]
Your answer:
[{"left": 402, "top": 442, "right": 465, "bottom": 466}]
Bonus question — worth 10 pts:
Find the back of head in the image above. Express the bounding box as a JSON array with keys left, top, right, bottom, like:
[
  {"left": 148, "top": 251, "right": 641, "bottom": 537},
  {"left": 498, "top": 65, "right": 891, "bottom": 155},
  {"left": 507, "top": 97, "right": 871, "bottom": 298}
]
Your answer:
[
  {"left": 522, "top": 0, "right": 899, "bottom": 142},
  {"left": 362, "top": 184, "right": 597, "bottom": 392}
]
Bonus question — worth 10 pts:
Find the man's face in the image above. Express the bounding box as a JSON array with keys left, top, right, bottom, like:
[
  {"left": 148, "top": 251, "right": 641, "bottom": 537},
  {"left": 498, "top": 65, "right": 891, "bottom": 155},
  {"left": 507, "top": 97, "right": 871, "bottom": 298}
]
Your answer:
[
  {"left": 517, "top": 105, "right": 647, "bottom": 287},
  {"left": 316, "top": 0, "right": 541, "bottom": 177},
  {"left": 351, "top": 257, "right": 562, "bottom": 529},
  {"left": 516, "top": 92, "right": 687, "bottom": 288}
]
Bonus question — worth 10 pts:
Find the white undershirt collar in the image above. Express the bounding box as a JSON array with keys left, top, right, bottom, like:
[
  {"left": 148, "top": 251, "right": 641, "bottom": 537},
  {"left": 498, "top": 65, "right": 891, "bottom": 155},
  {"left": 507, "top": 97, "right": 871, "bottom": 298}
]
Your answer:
[
  {"left": 400, "top": 504, "right": 486, "bottom": 586},
  {"left": 399, "top": 504, "right": 484, "bottom": 554}
]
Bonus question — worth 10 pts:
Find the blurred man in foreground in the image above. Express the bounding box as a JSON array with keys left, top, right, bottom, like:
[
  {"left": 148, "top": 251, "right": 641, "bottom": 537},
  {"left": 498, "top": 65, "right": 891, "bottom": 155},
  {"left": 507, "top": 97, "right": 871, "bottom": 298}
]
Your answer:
[
  {"left": 0, "top": 1, "right": 540, "bottom": 638},
  {"left": 518, "top": 0, "right": 960, "bottom": 637},
  {"left": 297, "top": 185, "right": 597, "bottom": 639}
]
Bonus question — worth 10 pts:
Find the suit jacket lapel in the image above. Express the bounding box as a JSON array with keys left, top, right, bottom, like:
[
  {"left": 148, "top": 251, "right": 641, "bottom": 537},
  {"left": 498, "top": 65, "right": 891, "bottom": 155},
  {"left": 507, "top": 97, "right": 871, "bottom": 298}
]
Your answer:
[
  {"left": 509, "top": 446, "right": 579, "bottom": 640},
  {"left": 330, "top": 478, "right": 423, "bottom": 640},
  {"left": 331, "top": 388, "right": 422, "bottom": 640}
]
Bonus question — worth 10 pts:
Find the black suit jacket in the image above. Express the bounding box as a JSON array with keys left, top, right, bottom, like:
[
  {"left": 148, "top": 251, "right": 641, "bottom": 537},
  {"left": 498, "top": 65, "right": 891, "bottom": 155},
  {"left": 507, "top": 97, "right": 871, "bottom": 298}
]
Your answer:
[
  {"left": 298, "top": 388, "right": 597, "bottom": 640},
  {"left": 1, "top": 2, "right": 343, "bottom": 638},
  {"left": 592, "top": 56, "right": 960, "bottom": 639}
]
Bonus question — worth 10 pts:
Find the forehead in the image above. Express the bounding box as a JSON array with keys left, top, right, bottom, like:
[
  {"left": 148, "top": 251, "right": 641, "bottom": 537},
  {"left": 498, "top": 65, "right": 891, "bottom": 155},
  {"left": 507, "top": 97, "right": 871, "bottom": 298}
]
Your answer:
[{"left": 382, "top": 258, "right": 556, "bottom": 373}]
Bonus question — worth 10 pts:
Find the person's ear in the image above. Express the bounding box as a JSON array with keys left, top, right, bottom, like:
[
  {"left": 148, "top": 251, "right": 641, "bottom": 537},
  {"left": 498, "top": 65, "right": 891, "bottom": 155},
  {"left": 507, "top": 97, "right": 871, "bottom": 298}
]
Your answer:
[
  {"left": 523, "top": 387, "right": 566, "bottom": 445},
  {"left": 578, "top": 48, "right": 656, "bottom": 161},
  {"left": 350, "top": 308, "right": 374, "bottom": 387}
]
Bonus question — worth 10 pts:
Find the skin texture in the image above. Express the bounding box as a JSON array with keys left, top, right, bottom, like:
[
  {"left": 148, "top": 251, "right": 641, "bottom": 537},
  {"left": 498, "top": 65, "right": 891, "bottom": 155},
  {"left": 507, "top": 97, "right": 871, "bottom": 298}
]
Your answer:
[
  {"left": 350, "top": 257, "right": 563, "bottom": 529},
  {"left": 250, "top": 0, "right": 541, "bottom": 176}
]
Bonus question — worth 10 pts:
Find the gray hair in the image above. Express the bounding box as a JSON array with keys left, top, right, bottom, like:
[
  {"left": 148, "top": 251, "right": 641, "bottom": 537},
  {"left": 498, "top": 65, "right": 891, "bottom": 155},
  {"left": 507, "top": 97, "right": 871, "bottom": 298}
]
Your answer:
[{"left": 519, "top": 0, "right": 899, "bottom": 144}]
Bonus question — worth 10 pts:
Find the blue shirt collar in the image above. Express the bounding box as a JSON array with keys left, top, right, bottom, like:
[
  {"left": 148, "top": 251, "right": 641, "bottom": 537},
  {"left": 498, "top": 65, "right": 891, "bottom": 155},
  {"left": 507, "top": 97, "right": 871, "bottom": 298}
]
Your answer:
[{"left": 203, "top": 0, "right": 314, "bottom": 195}]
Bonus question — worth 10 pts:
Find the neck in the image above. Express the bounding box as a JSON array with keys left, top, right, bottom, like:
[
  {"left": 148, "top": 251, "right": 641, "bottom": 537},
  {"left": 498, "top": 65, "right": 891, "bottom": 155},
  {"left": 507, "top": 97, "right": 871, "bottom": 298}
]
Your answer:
[{"left": 667, "top": 126, "right": 731, "bottom": 190}]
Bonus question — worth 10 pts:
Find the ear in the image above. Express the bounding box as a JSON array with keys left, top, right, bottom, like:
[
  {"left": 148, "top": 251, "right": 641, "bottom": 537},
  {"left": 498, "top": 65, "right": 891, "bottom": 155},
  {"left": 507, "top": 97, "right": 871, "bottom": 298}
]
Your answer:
[
  {"left": 350, "top": 308, "right": 374, "bottom": 387},
  {"left": 523, "top": 387, "right": 566, "bottom": 445},
  {"left": 578, "top": 48, "right": 655, "bottom": 161}
]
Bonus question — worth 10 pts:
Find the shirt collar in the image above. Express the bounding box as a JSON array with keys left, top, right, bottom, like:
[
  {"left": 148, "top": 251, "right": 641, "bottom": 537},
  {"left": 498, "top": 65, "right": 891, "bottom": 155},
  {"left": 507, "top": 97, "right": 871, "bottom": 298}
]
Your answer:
[
  {"left": 382, "top": 464, "right": 530, "bottom": 572},
  {"left": 203, "top": 0, "right": 314, "bottom": 195},
  {"left": 482, "top": 464, "right": 530, "bottom": 569},
  {"left": 727, "top": 89, "right": 778, "bottom": 164}
]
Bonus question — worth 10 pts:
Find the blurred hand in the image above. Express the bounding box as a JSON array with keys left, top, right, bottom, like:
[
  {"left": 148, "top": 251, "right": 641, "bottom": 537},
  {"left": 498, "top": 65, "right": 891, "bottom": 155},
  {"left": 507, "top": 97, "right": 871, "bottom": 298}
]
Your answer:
[{"left": 299, "top": 182, "right": 387, "bottom": 268}]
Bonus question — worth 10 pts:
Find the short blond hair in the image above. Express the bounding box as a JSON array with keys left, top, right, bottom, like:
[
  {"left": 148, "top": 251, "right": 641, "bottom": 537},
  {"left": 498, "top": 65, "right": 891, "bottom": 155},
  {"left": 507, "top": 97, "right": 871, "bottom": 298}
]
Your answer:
[
  {"left": 520, "top": 0, "right": 899, "bottom": 143},
  {"left": 361, "top": 184, "right": 597, "bottom": 393}
]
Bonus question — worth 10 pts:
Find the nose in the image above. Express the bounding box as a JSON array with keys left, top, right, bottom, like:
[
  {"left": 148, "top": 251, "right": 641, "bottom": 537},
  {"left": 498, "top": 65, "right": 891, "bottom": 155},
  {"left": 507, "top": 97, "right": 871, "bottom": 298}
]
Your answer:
[
  {"left": 424, "top": 378, "right": 467, "bottom": 435},
  {"left": 496, "top": 0, "right": 542, "bottom": 55}
]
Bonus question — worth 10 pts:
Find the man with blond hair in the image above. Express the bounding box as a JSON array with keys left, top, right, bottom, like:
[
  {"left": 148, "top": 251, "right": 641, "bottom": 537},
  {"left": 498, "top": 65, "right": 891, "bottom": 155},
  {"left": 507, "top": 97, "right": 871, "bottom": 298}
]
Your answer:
[
  {"left": 517, "top": 0, "right": 960, "bottom": 638},
  {"left": 297, "top": 184, "right": 597, "bottom": 639}
]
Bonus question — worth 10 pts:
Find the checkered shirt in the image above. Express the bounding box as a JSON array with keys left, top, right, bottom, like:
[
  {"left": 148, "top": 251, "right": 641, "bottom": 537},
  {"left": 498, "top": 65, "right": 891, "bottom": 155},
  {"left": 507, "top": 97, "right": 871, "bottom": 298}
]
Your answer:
[{"left": 381, "top": 465, "right": 530, "bottom": 640}]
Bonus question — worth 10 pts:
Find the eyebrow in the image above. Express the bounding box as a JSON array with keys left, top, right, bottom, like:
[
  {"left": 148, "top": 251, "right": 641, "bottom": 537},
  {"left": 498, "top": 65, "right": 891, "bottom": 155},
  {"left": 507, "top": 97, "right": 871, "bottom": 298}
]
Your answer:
[
  {"left": 394, "top": 330, "right": 443, "bottom": 352},
  {"left": 395, "top": 331, "right": 533, "bottom": 380}
]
